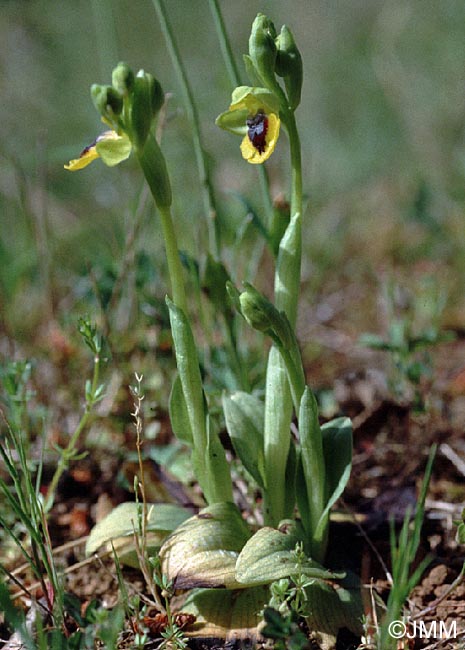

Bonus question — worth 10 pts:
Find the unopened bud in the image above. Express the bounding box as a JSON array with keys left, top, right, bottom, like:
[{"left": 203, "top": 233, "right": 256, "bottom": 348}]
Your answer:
[
  {"left": 248, "top": 14, "right": 279, "bottom": 93},
  {"left": 239, "top": 283, "right": 292, "bottom": 348},
  {"left": 130, "top": 71, "right": 164, "bottom": 150},
  {"left": 112, "top": 62, "right": 135, "bottom": 96},
  {"left": 91, "top": 84, "right": 123, "bottom": 119},
  {"left": 275, "top": 26, "right": 303, "bottom": 110}
]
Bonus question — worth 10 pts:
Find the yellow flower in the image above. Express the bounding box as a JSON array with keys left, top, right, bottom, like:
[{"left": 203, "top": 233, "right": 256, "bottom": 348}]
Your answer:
[
  {"left": 64, "top": 130, "right": 132, "bottom": 171},
  {"left": 216, "top": 86, "right": 281, "bottom": 164}
]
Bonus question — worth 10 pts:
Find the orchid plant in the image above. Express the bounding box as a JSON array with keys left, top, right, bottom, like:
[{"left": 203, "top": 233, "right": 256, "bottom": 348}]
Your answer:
[{"left": 73, "top": 7, "right": 360, "bottom": 642}]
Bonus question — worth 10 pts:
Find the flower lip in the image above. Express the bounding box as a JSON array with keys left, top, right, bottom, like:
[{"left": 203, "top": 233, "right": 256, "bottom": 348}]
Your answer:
[
  {"left": 240, "top": 111, "right": 280, "bottom": 164},
  {"left": 246, "top": 111, "right": 268, "bottom": 154}
]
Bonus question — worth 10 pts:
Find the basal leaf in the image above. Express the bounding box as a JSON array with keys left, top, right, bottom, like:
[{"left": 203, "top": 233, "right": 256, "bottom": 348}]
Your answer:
[
  {"left": 182, "top": 586, "right": 268, "bottom": 640},
  {"left": 159, "top": 502, "right": 251, "bottom": 589},
  {"left": 85, "top": 502, "right": 191, "bottom": 564},
  {"left": 304, "top": 571, "right": 364, "bottom": 637},
  {"left": 235, "top": 525, "right": 342, "bottom": 586}
]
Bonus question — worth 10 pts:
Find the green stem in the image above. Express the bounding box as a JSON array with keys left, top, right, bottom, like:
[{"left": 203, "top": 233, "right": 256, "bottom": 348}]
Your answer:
[
  {"left": 276, "top": 109, "right": 303, "bottom": 324},
  {"left": 280, "top": 346, "right": 305, "bottom": 414},
  {"left": 157, "top": 204, "right": 188, "bottom": 314},
  {"left": 152, "top": 0, "right": 220, "bottom": 259},
  {"left": 263, "top": 108, "right": 303, "bottom": 527}
]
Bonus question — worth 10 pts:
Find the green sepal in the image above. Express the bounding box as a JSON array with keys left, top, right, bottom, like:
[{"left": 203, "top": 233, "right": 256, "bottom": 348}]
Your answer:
[
  {"left": 96, "top": 132, "right": 132, "bottom": 167},
  {"left": 169, "top": 373, "right": 194, "bottom": 446},
  {"left": 222, "top": 391, "right": 265, "bottom": 488},
  {"left": 215, "top": 107, "right": 248, "bottom": 135},
  {"left": 159, "top": 502, "right": 251, "bottom": 589},
  {"left": 230, "top": 85, "right": 280, "bottom": 115},
  {"left": 275, "top": 25, "right": 303, "bottom": 110},
  {"left": 235, "top": 524, "right": 343, "bottom": 586}
]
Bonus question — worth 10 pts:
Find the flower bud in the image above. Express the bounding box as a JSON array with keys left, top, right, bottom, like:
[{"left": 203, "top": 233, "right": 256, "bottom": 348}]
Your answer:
[
  {"left": 130, "top": 71, "right": 164, "bottom": 150},
  {"left": 239, "top": 283, "right": 293, "bottom": 349},
  {"left": 226, "top": 281, "right": 242, "bottom": 314},
  {"left": 91, "top": 84, "right": 123, "bottom": 120},
  {"left": 248, "top": 14, "right": 279, "bottom": 94},
  {"left": 275, "top": 26, "right": 303, "bottom": 110},
  {"left": 112, "top": 62, "right": 135, "bottom": 96}
]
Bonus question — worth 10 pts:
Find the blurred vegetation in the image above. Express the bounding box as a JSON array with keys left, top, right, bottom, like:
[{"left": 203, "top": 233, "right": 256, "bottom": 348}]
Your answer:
[{"left": 1, "top": 0, "right": 464, "bottom": 373}]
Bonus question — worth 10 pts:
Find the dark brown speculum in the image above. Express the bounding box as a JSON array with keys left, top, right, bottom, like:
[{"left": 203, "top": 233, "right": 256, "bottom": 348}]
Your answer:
[{"left": 246, "top": 111, "right": 268, "bottom": 154}]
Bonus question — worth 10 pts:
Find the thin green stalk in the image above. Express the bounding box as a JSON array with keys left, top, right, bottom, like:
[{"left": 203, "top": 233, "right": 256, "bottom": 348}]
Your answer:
[
  {"left": 152, "top": 0, "right": 220, "bottom": 259},
  {"left": 263, "top": 108, "right": 303, "bottom": 527},
  {"left": 157, "top": 204, "right": 188, "bottom": 314},
  {"left": 208, "top": 0, "right": 241, "bottom": 86},
  {"left": 44, "top": 351, "right": 101, "bottom": 512},
  {"left": 276, "top": 110, "right": 303, "bottom": 325},
  {"left": 90, "top": 0, "right": 119, "bottom": 78}
]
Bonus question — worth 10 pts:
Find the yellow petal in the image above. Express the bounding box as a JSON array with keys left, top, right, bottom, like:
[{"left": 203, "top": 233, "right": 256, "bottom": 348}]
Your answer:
[
  {"left": 64, "top": 142, "right": 100, "bottom": 171},
  {"left": 240, "top": 112, "right": 280, "bottom": 164}
]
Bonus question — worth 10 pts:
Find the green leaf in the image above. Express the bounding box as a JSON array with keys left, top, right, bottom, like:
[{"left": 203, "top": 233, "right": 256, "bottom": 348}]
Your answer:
[
  {"left": 314, "top": 417, "right": 353, "bottom": 540},
  {"left": 222, "top": 391, "right": 265, "bottom": 488},
  {"left": 182, "top": 585, "right": 268, "bottom": 641},
  {"left": 159, "top": 502, "right": 251, "bottom": 589},
  {"left": 167, "top": 298, "right": 233, "bottom": 504},
  {"left": 235, "top": 525, "right": 342, "bottom": 586},
  {"left": 298, "top": 387, "right": 325, "bottom": 545},
  {"left": 203, "top": 415, "right": 235, "bottom": 503},
  {"left": 304, "top": 571, "right": 364, "bottom": 637},
  {"left": 85, "top": 502, "right": 190, "bottom": 565},
  {"left": 169, "top": 373, "right": 194, "bottom": 446},
  {"left": 166, "top": 298, "right": 206, "bottom": 451}
]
